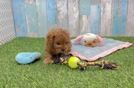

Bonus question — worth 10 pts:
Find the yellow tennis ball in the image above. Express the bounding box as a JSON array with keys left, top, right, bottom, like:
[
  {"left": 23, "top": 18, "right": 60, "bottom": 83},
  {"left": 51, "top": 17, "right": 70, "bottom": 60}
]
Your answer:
[{"left": 68, "top": 56, "right": 80, "bottom": 69}]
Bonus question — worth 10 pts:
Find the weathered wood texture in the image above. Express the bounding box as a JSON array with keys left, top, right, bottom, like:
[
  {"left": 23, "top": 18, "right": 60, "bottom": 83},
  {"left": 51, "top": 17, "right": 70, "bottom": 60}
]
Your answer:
[
  {"left": 126, "top": 0, "right": 134, "bottom": 36},
  {"left": 100, "top": 0, "right": 112, "bottom": 36},
  {"left": 1, "top": 0, "right": 133, "bottom": 38}
]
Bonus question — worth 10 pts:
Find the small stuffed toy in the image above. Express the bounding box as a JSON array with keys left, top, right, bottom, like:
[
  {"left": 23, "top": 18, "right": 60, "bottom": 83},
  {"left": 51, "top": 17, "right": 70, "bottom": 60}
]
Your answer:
[
  {"left": 15, "top": 52, "right": 41, "bottom": 64},
  {"left": 71, "top": 33, "right": 103, "bottom": 47}
]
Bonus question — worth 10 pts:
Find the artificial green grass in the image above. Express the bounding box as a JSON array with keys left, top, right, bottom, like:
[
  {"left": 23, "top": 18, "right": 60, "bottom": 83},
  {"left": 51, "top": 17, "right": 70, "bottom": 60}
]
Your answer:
[{"left": 0, "top": 37, "right": 134, "bottom": 88}]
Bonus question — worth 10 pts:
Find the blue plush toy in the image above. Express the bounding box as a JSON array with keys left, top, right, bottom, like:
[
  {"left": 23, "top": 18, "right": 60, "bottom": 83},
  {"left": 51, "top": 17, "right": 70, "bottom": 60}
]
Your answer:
[{"left": 15, "top": 52, "right": 41, "bottom": 64}]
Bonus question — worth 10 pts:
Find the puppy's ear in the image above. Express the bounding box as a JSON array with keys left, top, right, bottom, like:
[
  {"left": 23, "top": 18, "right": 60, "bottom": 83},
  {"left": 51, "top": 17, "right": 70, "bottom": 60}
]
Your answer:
[{"left": 46, "top": 34, "right": 55, "bottom": 53}]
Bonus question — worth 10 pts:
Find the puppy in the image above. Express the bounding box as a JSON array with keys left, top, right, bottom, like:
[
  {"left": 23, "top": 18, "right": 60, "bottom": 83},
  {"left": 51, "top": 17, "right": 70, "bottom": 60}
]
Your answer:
[{"left": 44, "top": 28, "right": 72, "bottom": 64}]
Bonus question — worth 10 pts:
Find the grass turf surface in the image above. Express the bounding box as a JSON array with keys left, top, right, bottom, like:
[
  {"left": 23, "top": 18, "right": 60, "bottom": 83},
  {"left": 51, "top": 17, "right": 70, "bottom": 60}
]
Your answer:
[{"left": 0, "top": 37, "right": 134, "bottom": 88}]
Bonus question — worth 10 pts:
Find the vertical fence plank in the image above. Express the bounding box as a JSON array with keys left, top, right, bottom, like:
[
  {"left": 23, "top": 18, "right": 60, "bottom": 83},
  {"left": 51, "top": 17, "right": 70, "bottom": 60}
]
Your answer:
[
  {"left": 90, "top": 4, "right": 101, "bottom": 34},
  {"left": 80, "top": 0, "right": 90, "bottom": 15},
  {"left": 121, "top": 0, "right": 128, "bottom": 35},
  {"left": 100, "top": 0, "right": 112, "bottom": 36},
  {"left": 113, "top": 0, "right": 127, "bottom": 35},
  {"left": 47, "top": 0, "right": 57, "bottom": 31},
  {"left": 79, "top": 0, "right": 90, "bottom": 34},
  {"left": 68, "top": 0, "right": 80, "bottom": 37},
  {"left": 25, "top": 0, "right": 39, "bottom": 37},
  {"left": 56, "top": 0, "right": 68, "bottom": 29},
  {"left": 79, "top": 15, "right": 91, "bottom": 34},
  {"left": 126, "top": 0, "right": 134, "bottom": 36},
  {"left": 12, "top": 0, "right": 27, "bottom": 36},
  {"left": 36, "top": 0, "right": 47, "bottom": 37}
]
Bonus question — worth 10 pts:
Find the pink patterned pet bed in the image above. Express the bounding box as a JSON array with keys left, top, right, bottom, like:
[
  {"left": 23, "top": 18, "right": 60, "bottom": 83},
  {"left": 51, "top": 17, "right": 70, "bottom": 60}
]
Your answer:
[{"left": 71, "top": 38, "right": 132, "bottom": 61}]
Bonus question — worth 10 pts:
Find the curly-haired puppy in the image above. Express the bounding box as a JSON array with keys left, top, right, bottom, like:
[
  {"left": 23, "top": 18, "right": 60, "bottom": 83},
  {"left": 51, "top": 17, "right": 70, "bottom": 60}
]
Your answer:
[{"left": 44, "top": 28, "right": 71, "bottom": 64}]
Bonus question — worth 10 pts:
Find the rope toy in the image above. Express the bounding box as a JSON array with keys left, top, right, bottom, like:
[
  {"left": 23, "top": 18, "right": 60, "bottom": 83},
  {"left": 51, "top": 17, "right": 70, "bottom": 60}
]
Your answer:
[{"left": 53, "top": 54, "right": 118, "bottom": 71}]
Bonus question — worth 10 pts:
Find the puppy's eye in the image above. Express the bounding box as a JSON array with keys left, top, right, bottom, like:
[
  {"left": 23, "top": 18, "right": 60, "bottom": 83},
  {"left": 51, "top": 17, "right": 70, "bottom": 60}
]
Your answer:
[
  {"left": 56, "top": 42, "right": 61, "bottom": 45},
  {"left": 84, "top": 40, "right": 87, "bottom": 43}
]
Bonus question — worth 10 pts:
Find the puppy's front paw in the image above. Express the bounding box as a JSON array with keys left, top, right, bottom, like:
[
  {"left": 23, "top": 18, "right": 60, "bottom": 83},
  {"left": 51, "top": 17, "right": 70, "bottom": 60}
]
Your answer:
[{"left": 44, "top": 57, "right": 54, "bottom": 64}]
